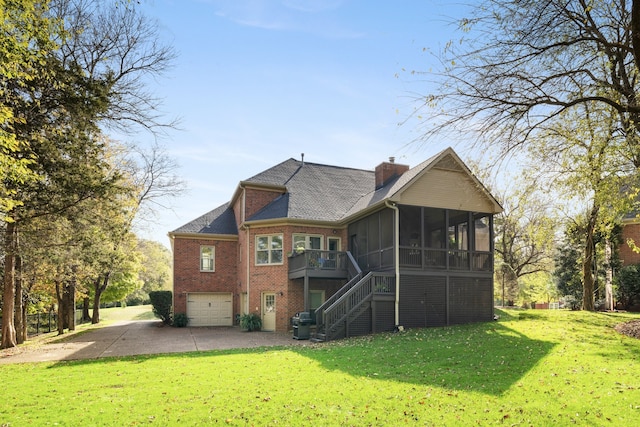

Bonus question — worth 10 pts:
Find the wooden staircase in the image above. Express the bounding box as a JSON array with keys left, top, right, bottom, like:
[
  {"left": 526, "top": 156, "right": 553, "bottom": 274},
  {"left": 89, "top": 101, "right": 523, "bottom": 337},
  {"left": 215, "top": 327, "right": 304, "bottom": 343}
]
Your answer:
[{"left": 313, "top": 253, "right": 395, "bottom": 342}]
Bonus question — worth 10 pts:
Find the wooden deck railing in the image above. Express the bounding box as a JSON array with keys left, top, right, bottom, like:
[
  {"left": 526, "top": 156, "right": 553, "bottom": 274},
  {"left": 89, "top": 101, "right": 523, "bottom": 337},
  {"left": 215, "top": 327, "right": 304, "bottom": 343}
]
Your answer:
[
  {"left": 320, "top": 272, "right": 395, "bottom": 341},
  {"left": 398, "top": 247, "right": 493, "bottom": 271},
  {"left": 314, "top": 252, "right": 362, "bottom": 334}
]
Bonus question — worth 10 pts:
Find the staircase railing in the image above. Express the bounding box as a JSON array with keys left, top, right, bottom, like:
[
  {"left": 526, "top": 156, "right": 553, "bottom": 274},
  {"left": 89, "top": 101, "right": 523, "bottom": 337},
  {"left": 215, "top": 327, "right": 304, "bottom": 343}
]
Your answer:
[
  {"left": 314, "top": 251, "right": 362, "bottom": 335},
  {"left": 322, "top": 272, "right": 395, "bottom": 341}
]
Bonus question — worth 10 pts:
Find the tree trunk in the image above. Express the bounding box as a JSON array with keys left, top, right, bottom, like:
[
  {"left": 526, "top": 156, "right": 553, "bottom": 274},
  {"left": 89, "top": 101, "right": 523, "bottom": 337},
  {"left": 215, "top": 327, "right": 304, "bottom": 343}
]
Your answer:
[
  {"left": 55, "top": 281, "right": 65, "bottom": 335},
  {"left": 66, "top": 278, "right": 76, "bottom": 331},
  {"left": 1, "top": 221, "right": 18, "bottom": 349},
  {"left": 582, "top": 207, "right": 598, "bottom": 311},
  {"left": 14, "top": 254, "right": 25, "bottom": 344},
  {"left": 91, "top": 272, "right": 110, "bottom": 324},
  {"left": 82, "top": 296, "right": 91, "bottom": 322},
  {"left": 91, "top": 286, "right": 101, "bottom": 324}
]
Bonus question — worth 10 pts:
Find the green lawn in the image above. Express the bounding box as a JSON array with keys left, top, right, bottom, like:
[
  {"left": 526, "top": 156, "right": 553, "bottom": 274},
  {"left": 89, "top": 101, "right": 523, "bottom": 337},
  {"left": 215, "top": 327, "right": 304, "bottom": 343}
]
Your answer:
[
  {"left": 1, "top": 309, "right": 639, "bottom": 426},
  {"left": 98, "top": 304, "right": 157, "bottom": 323}
]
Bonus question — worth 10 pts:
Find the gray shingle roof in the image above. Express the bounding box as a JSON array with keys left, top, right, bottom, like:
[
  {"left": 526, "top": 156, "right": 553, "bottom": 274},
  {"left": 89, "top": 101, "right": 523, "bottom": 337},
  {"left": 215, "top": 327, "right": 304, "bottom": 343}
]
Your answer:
[
  {"left": 171, "top": 202, "right": 237, "bottom": 235},
  {"left": 245, "top": 159, "right": 374, "bottom": 222},
  {"left": 171, "top": 149, "right": 482, "bottom": 236}
]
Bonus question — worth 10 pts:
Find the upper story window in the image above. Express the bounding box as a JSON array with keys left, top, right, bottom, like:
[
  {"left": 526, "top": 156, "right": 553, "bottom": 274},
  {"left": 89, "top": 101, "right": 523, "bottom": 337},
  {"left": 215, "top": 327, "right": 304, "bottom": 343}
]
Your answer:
[
  {"left": 200, "top": 246, "right": 215, "bottom": 272},
  {"left": 256, "top": 234, "right": 283, "bottom": 265},
  {"left": 292, "top": 234, "right": 323, "bottom": 251}
]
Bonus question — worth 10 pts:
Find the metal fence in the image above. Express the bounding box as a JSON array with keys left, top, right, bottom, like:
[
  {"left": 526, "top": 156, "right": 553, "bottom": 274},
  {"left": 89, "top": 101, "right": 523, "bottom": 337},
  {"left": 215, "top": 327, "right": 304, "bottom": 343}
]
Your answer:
[{"left": 0, "top": 310, "right": 86, "bottom": 337}]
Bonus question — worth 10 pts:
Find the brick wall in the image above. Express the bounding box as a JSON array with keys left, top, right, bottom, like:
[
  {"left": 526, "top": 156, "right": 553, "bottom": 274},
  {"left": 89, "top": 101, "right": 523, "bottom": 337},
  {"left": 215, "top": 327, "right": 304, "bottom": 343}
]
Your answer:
[
  {"left": 245, "top": 224, "right": 348, "bottom": 331},
  {"left": 621, "top": 222, "right": 640, "bottom": 266},
  {"left": 245, "top": 225, "right": 289, "bottom": 331},
  {"left": 172, "top": 221, "right": 350, "bottom": 332},
  {"left": 172, "top": 237, "right": 238, "bottom": 315},
  {"left": 244, "top": 187, "right": 283, "bottom": 219}
]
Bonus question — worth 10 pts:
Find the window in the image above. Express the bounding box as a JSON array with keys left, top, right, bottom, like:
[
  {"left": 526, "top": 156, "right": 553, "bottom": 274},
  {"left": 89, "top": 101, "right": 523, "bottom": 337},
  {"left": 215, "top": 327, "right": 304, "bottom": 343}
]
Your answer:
[
  {"left": 292, "top": 234, "right": 323, "bottom": 251},
  {"left": 200, "top": 246, "right": 215, "bottom": 272},
  {"left": 256, "top": 235, "right": 283, "bottom": 265}
]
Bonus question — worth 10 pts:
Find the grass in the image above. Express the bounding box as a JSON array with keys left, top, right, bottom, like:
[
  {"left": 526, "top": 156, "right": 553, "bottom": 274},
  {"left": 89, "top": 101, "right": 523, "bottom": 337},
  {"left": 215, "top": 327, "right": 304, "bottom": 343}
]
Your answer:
[
  {"left": 99, "top": 304, "right": 157, "bottom": 323},
  {"left": 1, "top": 309, "right": 640, "bottom": 426}
]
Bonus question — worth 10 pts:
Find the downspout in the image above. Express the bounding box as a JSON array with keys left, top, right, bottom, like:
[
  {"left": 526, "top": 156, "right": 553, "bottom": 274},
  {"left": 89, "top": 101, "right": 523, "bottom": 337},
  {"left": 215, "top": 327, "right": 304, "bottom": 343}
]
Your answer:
[
  {"left": 242, "top": 187, "right": 250, "bottom": 315},
  {"left": 246, "top": 224, "right": 250, "bottom": 314},
  {"left": 385, "top": 200, "right": 400, "bottom": 327}
]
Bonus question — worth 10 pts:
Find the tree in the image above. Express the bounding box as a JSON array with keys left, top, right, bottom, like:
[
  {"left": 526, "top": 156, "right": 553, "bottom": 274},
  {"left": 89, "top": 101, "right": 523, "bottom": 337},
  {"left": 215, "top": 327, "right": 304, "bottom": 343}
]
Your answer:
[
  {"left": 414, "top": 0, "right": 640, "bottom": 311},
  {"left": 493, "top": 177, "right": 557, "bottom": 305},
  {"left": 2, "top": 1, "right": 114, "bottom": 344},
  {"left": 554, "top": 238, "right": 585, "bottom": 309},
  {"left": 1, "top": 0, "right": 176, "bottom": 348},
  {"left": 100, "top": 252, "right": 143, "bottom": 306},
  {"left": 0, "top": 0, "right": 51, "bottom": 215},
  {"left": 417, "top": 0, "right": 640, "bottom": 162},
  {"left": 88, "top": 141, "right": 184, "bottom": 324},
  {"left": 526, "top": 100, "right": 633, "bottom": 310},
  {"left": 51, "top": 0, "right": 177, "bottom": 131},
  {"left": 126, "top": 240, "right": 172, "bottom": 306}
]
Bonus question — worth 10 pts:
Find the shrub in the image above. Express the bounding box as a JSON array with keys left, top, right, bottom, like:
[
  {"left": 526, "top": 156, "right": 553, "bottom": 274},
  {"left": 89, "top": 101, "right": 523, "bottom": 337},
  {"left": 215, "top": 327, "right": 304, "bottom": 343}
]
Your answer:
[
  {"left": 239, "top": 313, "right": 262, "bottom": 331},
  {"left": 616, "top": 264, "right": 640, "bottom": 310},
  {"left": 562, "top": 295, "right": 581, "bottom": 310},
  {"left": 149, "top": 291, "right": 172, "bottom": 324},
  {"left": 173, "top": 313, "right": 189, "bottom": 327}
]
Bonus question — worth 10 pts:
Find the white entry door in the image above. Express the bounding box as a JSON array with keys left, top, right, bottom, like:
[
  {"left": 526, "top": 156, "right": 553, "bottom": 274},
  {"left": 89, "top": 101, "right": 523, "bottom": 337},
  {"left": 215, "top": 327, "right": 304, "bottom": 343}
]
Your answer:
[{"left": 262, "top": 293, "right": 276, "bottom": 331}]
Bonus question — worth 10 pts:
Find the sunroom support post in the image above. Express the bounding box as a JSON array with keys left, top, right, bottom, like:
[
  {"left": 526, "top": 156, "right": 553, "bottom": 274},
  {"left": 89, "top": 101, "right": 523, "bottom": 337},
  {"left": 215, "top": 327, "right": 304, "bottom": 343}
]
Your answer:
[
  {"left": 385, "top": 200, "right": 400, "bottom": 327},
  {"left": 303, "top": 274, "right": 310, "bottom": 312}
]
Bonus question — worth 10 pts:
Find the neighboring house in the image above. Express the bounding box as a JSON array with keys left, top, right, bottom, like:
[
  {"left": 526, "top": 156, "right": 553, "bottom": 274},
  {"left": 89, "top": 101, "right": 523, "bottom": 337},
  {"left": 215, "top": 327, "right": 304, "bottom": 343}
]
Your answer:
[
  {"left": 168, "top": 147, "right": 503, "bottom": 341},
  {"left": 621, "top": 214, "right": 640, "bottom": 266}
]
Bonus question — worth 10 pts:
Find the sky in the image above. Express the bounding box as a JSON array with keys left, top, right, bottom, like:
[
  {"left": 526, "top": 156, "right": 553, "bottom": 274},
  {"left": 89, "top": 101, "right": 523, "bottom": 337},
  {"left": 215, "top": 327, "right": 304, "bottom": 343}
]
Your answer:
[{"left": 124, "top": 0, "right": 473, "bottom": 247}]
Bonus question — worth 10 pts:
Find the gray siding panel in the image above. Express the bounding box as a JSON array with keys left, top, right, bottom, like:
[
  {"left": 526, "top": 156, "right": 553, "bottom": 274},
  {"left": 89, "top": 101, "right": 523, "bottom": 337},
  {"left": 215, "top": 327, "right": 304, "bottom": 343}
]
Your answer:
[
  {"left": 425, "top": 277, "right": 447, "bottom": 327},
  {"left": 399, "top": 275, "right": 447, "bottom": 328},
  {"left": 374, "top": 300, "right": 395, "bottom": 332},
  {"left": 449, "top": 277, "right": 493, "bottom": 325},
  {"left": 399, "top": 274, "right": 492, "bottom": 329},
  {"left": 349, "top": 304, "right": 372, "bottom": 337}
]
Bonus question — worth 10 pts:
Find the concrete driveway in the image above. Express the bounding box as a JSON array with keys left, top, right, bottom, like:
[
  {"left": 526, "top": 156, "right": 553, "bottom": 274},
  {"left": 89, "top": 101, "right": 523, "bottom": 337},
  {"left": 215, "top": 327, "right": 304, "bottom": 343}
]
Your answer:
[{"left": 0, "top": 320, "right": 310, "bottom": 364}]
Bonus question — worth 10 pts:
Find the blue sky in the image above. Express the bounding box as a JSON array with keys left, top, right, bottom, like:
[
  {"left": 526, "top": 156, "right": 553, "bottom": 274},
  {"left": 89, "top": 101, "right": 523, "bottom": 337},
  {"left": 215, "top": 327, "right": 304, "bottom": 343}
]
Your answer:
[{"left": 128, "top": 0, "right": 472, "bottom": 246}]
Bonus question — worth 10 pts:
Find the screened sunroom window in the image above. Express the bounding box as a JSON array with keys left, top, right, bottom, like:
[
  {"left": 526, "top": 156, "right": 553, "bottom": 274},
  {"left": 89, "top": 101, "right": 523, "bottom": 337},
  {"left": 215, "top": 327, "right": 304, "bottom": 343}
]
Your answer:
[{"left": 474, "top": 214, "right": 491, "bottom": 251}]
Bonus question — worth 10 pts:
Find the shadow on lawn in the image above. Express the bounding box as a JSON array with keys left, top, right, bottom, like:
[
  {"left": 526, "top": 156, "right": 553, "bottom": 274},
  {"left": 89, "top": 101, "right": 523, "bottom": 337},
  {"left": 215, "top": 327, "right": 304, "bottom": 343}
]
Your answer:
[
  {"left": 46, "top": 317, "right": 555, "bottom": 397},
  {"left": 293, "top": 319, "right": 556, "bottom": 396}
]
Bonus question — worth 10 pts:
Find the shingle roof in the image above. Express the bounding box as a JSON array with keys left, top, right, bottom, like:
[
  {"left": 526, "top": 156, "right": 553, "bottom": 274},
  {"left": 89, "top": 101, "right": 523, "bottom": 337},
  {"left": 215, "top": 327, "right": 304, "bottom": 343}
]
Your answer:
[
  {"left": 171, "top": 202, "right": 237, "bottom": 235},
  {"left": 245, "top": 159, "right": 374, "bottom": 222},
  {"left": 171, "top": 148, "right": 490, "bottom": 236}
]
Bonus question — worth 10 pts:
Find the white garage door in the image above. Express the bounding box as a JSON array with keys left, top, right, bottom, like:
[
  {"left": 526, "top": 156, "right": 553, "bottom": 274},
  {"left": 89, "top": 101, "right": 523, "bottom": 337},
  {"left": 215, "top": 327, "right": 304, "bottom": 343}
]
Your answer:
[{"left": 187, "top": 293, "right": 233, "bottom": 327}]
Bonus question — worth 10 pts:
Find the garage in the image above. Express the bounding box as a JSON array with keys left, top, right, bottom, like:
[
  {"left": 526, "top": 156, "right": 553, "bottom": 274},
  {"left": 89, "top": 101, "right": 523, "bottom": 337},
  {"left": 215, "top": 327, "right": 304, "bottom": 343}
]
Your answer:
[{"left": 187, "top": 293, "right": 233, "bottom": 326}]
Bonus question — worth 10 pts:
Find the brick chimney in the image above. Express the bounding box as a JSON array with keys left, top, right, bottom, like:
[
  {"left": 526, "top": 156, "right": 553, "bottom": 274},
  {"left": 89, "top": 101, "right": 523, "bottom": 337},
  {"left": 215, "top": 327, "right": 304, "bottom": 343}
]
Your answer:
[{"left": 375, "top": 157, "right": 409, "bottom": 189}]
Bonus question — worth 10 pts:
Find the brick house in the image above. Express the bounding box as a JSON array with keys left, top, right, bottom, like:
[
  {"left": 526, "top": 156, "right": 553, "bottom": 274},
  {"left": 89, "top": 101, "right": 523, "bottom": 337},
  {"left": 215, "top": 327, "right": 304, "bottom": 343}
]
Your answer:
[
  {"left": 620, "top": 215, "right": 640, "bottom": 266},
  {"left": 168, "top": 147, "right": 503, "bottom": 340}
]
